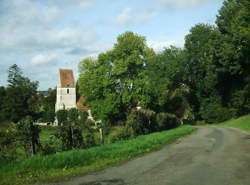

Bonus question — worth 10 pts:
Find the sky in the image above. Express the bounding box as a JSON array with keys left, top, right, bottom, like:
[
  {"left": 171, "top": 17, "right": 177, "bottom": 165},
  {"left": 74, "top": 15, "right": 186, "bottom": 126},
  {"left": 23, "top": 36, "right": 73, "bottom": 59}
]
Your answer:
[{"left": 0, "top": 0, "right": 224, "bottom": 90}]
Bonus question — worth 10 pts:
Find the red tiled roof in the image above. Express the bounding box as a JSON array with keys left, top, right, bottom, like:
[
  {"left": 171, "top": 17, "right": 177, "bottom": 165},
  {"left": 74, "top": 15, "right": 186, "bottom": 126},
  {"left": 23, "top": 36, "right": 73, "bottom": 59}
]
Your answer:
[{"left": 59, "top": 69, "right": 74, "bottom": 88}]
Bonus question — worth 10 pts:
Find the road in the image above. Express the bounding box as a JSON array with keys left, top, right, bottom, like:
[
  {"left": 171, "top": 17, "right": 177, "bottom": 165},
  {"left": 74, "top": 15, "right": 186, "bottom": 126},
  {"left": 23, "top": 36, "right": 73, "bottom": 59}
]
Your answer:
[{"left": 46, "top": 127, "right": 250, "bottom": 185}]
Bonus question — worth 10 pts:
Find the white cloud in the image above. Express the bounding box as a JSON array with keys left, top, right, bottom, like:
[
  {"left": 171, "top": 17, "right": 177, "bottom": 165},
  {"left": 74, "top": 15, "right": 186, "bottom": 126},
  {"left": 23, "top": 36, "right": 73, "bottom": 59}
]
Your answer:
[
  {"left": 159, "top": 0, "right": 212, "bottom": 8},
  {"left": 31, "top": 54, "right": 58, "bottom": 66},
  {"left": 112, "top": 8, "right": 155, "bottom": 27},
  {"left": 0, "top": 0, "right": 99, "bottom": 53}
]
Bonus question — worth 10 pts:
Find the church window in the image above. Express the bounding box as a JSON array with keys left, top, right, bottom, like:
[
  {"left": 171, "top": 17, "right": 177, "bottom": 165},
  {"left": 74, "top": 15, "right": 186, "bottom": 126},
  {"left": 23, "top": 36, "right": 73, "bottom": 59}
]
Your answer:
[{"left": 67, "top": 89, "right": 69, "bottom": 94}]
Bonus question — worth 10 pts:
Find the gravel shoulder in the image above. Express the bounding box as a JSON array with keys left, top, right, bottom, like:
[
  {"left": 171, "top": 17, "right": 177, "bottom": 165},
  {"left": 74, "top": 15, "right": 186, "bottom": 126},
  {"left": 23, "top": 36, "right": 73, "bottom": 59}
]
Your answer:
[{"left": 45, "top": 126, "right": 250, "bottom": 185}]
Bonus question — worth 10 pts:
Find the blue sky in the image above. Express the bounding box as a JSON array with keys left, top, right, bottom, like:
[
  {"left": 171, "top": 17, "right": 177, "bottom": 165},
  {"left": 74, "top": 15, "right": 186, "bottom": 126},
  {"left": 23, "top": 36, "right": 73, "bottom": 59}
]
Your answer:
[{"left": 0, "top": 0, "right": 224, "bottom": 90}]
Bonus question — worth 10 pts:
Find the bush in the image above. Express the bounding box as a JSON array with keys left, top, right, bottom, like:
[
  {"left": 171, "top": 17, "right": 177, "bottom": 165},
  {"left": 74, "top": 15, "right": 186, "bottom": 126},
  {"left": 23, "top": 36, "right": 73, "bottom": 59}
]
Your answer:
[
  {"left": 126, "top": 109, "right": 156, "bottom": 136},
  {"left": 83, "top": 127, "right": 96, "bottom": 148},
  {"left": 200, "top": 102, "right": 237, "bottom": 123},
  {"left": 156, "top": 113, "right": 180, "bottom": 131},
  {"left": 108, "top": 126, "right": 133, "bottom": 143},
  {"left": 41, "top": 135, "right": 62, "bottom": 155},
  {"left": 79, "top": 110, "right": 89, "bottom": 124},
  {"left": 194, "top": 120, "right": 207, "bottom": 125},
  {"left": 56, "top": 109, "right": 68, "bottom": 126}
]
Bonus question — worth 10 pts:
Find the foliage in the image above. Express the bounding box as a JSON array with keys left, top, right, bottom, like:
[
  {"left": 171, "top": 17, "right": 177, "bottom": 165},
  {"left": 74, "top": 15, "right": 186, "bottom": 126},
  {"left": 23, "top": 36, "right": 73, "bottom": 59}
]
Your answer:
[
  {"left": 55, "top": 108, "right": 97, "bottom": 150},
  {"left": 79, "top": 110, "right": 89, "bottom": 124},
  {"left": 39, "top": 88, "right": 56, "bottom": 124},
  {"left": 41, "top": 135, "right": 62, "bottom": 155},
  {"left": 0, "top": 125, "right": 195, "bottom": 185},
  {"left": 0, "top": 86, "right": 6, "bottom": 122},
  {"left": 182, "top": 0, "right": 250, "bottom": 122},
  {"left": 156, "top": 112, "right": 180, "bottom": 131},
  {"left": 56, "top": 108, "right": 84, "bottom": 151},
  {"left": 2, "top": 64, "right": 39, "bottom": 123},
  {"left": 56, "top": 109, "right": 68, "bottom": 126},
  {"left": 126, "top": 109, "right": 156, "bottom": 136},
  {"left": 0, "top": 125, "right": 18, "bottom": 164},
  {"left": 108, "top": 126, "right": 133, "bottom": 143},
  {"left": 82, "top": 125, "right": 96, "bottom": 148},
  {"left": 78, "top": 32, "right": 156, "bottom": 125},
  {"left": 16, "top": 116, "right": 41, "bottom": 157}
]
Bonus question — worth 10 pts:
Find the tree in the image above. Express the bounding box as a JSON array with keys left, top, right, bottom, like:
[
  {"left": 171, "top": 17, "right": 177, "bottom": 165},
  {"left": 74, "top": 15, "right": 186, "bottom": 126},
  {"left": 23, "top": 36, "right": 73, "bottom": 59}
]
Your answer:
[
  {"left": 181, "top": 0, "right": 250, "bottom": 123},
  {"left": 215, "top": 0, "right": 250, "bottom": 116},
  {"left": 78, "top": 32, "right": 156, "bottom": 125},
  {"left": 0, "top": 87, "right": 6, "bottom": 122},
  {"left": 3, "top": 64, "right": 39, "bottom": 123}
]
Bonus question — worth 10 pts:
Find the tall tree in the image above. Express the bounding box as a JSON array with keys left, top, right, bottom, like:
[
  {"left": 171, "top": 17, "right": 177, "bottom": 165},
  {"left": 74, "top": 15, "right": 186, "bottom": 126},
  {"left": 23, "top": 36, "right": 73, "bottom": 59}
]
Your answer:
[
  {"left": 78, "top": 32, "right": 155, "bottom": 125},
  {"left": 3, "top": 64, "right": 39, "bottom": 122}
]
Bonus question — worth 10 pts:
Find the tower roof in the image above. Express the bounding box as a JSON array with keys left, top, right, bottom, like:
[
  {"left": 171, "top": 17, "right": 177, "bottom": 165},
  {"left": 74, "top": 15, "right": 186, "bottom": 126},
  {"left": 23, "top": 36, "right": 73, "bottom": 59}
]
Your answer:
[{"left": 59, "top": 69, "right": 75, "bottom": 88}]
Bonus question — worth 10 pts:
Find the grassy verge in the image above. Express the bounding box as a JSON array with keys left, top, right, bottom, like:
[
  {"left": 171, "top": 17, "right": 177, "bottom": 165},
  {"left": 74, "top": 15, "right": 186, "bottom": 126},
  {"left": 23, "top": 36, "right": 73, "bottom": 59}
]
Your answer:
[
  {"left": 216, "top": 114, "right": 250, "bottom": 133},
  {"left": 0, "top": 125, "right": 195, "bottom": 185}
]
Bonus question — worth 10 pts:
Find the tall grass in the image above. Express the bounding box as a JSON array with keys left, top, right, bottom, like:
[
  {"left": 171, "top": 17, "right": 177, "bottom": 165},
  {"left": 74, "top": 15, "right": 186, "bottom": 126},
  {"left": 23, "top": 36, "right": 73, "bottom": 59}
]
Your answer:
[{"left": 0, "top": 125, "right": 195, "bottom": 185}]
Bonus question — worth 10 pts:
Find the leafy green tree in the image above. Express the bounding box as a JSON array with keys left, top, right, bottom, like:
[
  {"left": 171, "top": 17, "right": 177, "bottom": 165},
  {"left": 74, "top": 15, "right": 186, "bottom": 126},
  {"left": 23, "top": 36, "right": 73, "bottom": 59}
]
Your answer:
[
  {"left": 3, "top": 64, "right": 39, "bottom": 123},
  {"left": 215, "top": 0, "right": 250, "bottom": 116},
  {"left": 78, "top": 32, "right": 156, "bottom": 125}
]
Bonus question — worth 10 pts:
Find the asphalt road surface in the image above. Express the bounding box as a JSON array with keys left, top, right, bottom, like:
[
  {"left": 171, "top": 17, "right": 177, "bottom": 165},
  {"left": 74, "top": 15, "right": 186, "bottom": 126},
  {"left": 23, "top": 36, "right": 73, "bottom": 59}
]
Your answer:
[{"left": 46, "top": 127, "right": 250, "bottom": 185}]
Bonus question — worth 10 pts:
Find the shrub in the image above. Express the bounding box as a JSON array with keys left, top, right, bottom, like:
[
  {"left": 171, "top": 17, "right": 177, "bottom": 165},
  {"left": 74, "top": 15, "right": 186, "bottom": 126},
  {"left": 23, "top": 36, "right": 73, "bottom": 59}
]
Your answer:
[
  {"left": 156, "top": 112, "right": 180, "bottom": 131},
  {"left": 56, "top": 109, "right": 68, "bottom": 126},
  {"left": 17, "top": 116, "right": 41, "bottom": 157},
  {"left": 200, "top": 102, "right": 237, "bottom": 123},
  {"left": 195, "top": 120, "right": 207, "bottom": 125},
  {"left": 108, "top": 126, "right": 133, "bottom": 143},
  {"left": 79, "top": 110, "right": 89, "bottom": 123},
  {"left": 126, "top": 109, "right": 156, "bottom": 136},
  {"left": 83, "top": 127, "right": 96, "bottom": 148},
  {"left": 41, "top": 135, "right": 62, "bottom": 155}
]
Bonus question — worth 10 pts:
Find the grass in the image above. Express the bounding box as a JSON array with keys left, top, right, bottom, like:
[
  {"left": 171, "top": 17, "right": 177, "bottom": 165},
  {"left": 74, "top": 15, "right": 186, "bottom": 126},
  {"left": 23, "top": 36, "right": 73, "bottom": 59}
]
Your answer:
[
  {"left": 0, "top": 125, "right": 195, "bottom": 185},
  {"left": 216, "top": 114, "right": 250, "bottom": 133},
  {"left": 40, "top": 126, "right": 58, "bottom": 143}
]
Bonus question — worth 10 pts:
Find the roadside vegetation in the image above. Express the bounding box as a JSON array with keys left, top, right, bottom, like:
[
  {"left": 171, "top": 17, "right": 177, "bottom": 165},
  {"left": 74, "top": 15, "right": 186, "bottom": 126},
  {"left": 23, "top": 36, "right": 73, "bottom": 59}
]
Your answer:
[
  {"left": 216, "top": 115, "right": 250, "bottom": 133},
  {"left": 0, "top": 125, "right": 195, "bottom": 185}
]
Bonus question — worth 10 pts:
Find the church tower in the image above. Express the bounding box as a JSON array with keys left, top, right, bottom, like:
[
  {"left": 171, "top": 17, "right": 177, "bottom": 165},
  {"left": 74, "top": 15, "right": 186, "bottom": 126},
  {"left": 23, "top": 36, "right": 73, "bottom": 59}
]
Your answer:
[{"left": 55, "top": 69, "right": 76, "bottom": 113}]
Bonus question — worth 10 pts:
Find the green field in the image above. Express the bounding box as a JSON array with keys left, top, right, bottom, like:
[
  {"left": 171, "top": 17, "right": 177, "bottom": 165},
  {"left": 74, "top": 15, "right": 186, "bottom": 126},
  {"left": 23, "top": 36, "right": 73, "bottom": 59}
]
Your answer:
[
  {"left": 0, "top": 125, "right": 195, "bottom": 185},
  {"left": 216, "top": 114, "right": 250, "bottom": 133}
]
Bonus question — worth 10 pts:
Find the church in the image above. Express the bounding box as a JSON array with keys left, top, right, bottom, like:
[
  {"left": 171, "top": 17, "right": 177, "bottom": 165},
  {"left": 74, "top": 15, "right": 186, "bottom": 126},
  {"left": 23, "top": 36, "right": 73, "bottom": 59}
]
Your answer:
[
  {"left": 55, "top": 69, "right": 77, "bottom": 113},
  {"left": 54, "top": 69, "right": 91, "bottom": 126}
]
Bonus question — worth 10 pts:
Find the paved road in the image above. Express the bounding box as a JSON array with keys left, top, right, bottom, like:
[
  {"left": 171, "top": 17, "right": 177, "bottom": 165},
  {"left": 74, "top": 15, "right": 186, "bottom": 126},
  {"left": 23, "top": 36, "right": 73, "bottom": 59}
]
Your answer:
[{"left": 47, "top": 127, "right": 250, "bottom": 185}]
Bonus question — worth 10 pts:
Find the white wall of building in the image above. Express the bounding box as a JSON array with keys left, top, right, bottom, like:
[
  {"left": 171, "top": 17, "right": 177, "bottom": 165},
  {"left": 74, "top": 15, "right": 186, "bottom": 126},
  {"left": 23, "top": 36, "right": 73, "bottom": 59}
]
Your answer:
[{"left": 55, "top": 87, "right": 76, "bottom": 112}]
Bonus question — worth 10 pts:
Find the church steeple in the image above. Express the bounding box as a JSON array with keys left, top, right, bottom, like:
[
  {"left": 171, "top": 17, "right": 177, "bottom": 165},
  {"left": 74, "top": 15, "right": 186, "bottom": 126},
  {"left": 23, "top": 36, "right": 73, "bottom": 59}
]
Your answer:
[{"left": 55, "top": 69, "right": 76, "bottom": 125}]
